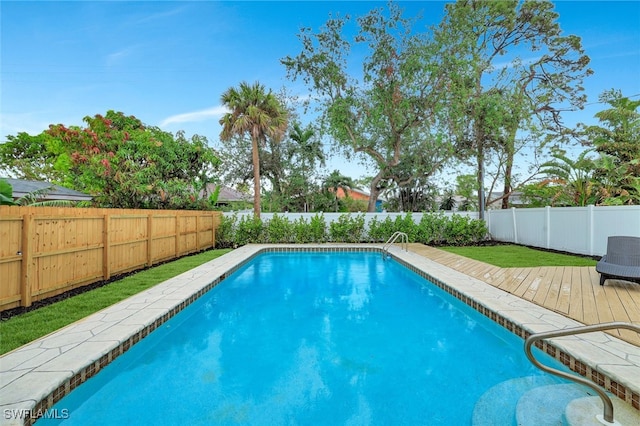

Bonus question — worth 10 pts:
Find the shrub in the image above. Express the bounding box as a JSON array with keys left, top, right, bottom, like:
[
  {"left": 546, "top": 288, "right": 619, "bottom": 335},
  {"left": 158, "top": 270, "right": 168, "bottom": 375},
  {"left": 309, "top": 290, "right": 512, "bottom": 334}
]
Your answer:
[
  {"left": 416, "top": 212, "right": 448, "bottom": 245},
  {"left": 265, "top": 214, "right": 295, "bottom": 243},
  {"left": 329, "top": 213, "right": 365, "bottom": 242},
  {"left": 443, "top": 214, "right": 488, "bottom": 246},
  {"left": 367, "top": 215, "right": 395, "bottom": 242},
  {"left": 215, "top": 213, "right": 237, "bottom": 248},
  {"left": 217, "top": 212, "right": 487, "bottom": 247},
  {"left": 235, "top": 214, "right": 264, "bottom": 246}
]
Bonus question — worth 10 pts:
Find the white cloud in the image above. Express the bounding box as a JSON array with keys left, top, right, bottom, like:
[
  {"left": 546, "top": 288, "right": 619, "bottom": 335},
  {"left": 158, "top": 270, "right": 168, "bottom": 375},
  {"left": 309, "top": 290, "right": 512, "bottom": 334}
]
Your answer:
[
  {"left": 159, "top": 106, "right": 229, "bottom": 127},
  {"left": 106, "top": 45, "right": 142, "bottom": 66}
]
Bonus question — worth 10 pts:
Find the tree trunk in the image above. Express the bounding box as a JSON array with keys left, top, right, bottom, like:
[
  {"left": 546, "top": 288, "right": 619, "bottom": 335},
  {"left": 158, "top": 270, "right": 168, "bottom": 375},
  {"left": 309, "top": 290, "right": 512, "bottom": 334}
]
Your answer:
[
  {"left": 502, "top": 126, "right": 517, "bottom": 209},
  {"left": 367, "top": 172, "right": 384, "bottom": 212},
  {"left": 251, "top": 136, "right": 261, "bottom": 219}
]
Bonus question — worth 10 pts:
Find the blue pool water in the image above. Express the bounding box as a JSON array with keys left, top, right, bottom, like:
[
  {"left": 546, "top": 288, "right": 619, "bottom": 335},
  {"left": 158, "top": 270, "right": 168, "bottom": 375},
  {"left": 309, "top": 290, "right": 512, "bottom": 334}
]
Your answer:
[{"left": 40, "top": 252, "right": 566, "bottom": 425}]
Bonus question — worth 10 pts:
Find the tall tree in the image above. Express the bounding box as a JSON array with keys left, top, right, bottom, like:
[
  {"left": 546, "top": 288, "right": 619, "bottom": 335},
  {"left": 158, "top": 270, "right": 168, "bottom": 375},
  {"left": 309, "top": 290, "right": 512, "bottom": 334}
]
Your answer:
[
  {"left": 581, "top": 90, "right": 640, "bottom": 204},
  {"left": 436, "top": 0, "right": 592, "bottom": 216},
  {"left": 282, "top": 2, "right": 453, "bottom": 212},
  {"left": 219, "top": 82, "right": 288, "bottom": 218},
  {"left": 288, "top": 122, "right": 325, "bottom": 212},
  {"left": 323, "top": 169, "right": 355, "bottom": 212},
  {"left": 0, "top": 111, "right": 220, "bottom": 209}
]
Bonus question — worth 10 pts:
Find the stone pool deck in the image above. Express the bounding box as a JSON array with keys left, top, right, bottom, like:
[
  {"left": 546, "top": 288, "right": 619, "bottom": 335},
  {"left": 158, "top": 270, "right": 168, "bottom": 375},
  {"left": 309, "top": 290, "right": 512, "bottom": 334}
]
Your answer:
[{"left": 0, "top": 244, "right": 638, "bottom": 425}]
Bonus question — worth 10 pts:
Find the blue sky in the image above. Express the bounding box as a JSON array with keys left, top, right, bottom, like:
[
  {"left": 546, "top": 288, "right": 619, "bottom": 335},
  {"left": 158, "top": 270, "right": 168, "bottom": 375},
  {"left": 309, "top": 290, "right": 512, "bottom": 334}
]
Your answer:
[{"left": 1, "top": 0, "right": 639, "bottom": 184}]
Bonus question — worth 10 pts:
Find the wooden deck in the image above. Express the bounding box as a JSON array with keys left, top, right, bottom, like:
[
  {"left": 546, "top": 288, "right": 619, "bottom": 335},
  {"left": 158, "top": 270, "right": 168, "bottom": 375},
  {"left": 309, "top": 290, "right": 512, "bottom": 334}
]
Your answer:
[{"left": 406, "top": 244, "right": 640, "bottom": 347}]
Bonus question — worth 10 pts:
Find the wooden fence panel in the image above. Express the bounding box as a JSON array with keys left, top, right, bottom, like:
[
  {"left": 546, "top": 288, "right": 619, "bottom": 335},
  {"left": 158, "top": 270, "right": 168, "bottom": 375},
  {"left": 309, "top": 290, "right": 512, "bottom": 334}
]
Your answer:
[
  {"left": 109, "top": 215, "right": 148, "bottom": 275},
  {"left": 0, "top": 206, "right": 221, "bottom": 311},
  {"left": 30, "top": 215, "right": 104, "bottom": 301},
  {"left": 0, "top": 215, "right": 23, "bottom": 307}
]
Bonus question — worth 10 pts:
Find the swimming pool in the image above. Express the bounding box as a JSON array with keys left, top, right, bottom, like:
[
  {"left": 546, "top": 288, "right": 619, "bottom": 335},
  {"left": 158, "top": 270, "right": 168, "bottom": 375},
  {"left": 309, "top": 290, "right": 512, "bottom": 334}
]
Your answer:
[
  {"left": 37, "top": 251, "right": 569, "bottom": 425},
  {"left": 2, "top": 245, "right": 638, "bottom": 425}
]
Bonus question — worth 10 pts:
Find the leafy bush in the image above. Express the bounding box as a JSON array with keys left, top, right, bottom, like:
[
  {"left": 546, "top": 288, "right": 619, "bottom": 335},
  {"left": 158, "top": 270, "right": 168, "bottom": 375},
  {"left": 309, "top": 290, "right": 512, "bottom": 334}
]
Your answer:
[
  {"left": 215, "top": 213, "right": 237, "bottom": 248},
  {"left": 416, "top": 212, "right": 449, "bottom": 245},
  {"left": 216, "top": 212, "right": 487, "bottom": 247},
  {"left": 265, "top": 214, "right": 295, "bottom": 243},
  {"left": 367, "top": 215, "right": 395, "bottom": 242},
  {"left": 329, "top": 213, "right": 365, "bottom": 242},
  {"left": 235, "top": 214, "right": 264, "bottom": 246},
  {"left": 443, "top": 214, "right": 488, "bottom": 246}
]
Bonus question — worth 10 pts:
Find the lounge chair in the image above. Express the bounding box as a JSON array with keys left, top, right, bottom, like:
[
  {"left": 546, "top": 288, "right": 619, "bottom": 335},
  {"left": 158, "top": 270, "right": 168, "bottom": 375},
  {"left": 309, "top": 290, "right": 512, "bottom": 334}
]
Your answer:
[{"left": 596, "top": 236, "right": 640, "bottom": 285}]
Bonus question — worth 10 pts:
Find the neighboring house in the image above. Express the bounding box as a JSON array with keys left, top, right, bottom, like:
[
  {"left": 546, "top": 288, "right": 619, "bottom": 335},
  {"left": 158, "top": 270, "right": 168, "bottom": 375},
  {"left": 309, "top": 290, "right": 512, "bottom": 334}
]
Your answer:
[
  {"left": 199, "top": 184, "right": 253, "bottom": 209},
  {"left": 335, "top": 187, "right": 384, "bottom": 212},
  {"left": 3, "top": 178, "right": 92, "bottom": 202},
  {"left": 486, "top": 191, "right": 525, "bottom": 208}
]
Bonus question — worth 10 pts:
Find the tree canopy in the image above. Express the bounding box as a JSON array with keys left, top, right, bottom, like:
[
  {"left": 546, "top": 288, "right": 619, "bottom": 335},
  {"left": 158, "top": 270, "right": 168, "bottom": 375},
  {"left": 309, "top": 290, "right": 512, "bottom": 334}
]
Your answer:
[
  {"left": 219, "top": 81, "right": 289, "bottom": 218},
  {"left": 282, "top": 2, "right": 454, "bottom": 212},
  {"left": 0, "top": 110, "right": 220, "bottom": 209}
]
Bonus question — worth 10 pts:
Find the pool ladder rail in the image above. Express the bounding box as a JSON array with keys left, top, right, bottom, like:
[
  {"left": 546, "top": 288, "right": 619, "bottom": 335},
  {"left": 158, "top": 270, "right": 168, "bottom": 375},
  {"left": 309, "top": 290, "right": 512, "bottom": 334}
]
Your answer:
[
  {"left": 525, "top": 321, "right": 640, "bottom": 425},
  {"left": 382, "top": 231, "right": 408, "bottom": 259}
]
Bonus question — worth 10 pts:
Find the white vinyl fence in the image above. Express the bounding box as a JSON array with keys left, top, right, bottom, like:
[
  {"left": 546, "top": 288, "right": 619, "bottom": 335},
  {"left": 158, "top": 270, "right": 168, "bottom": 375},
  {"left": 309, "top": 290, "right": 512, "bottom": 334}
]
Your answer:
[
  {"left": 486, "top": 205, "right": 640, "bottom": 257},
  {"left": 223, "top": 206, "right": 640, "bottom": 257}
]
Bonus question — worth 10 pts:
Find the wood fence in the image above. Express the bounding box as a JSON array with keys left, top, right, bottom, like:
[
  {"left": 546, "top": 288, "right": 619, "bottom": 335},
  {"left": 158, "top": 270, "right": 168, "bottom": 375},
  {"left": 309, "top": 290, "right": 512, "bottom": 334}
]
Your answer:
[{"left": 0, "top": 206, "right": 222, "bottom": 311}]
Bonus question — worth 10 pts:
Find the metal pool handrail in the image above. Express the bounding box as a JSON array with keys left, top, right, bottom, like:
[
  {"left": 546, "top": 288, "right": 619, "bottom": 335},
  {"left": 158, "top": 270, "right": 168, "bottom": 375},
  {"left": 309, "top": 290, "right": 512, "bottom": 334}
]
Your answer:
[
  {"left": 524, "top": 321, "right": 640, "bottom": 424},
  {"left": 382, "top": 231, "right": 408, "bottom": 258}
]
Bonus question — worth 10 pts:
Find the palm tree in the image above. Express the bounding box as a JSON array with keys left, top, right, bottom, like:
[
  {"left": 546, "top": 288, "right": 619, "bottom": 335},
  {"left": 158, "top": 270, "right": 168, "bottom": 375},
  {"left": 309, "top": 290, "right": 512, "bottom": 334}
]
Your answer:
[
  {"left": 219, "top": 82, "right": 288, "bottom": 218},
  {"left": 323, "top": 170, "right": 355, "bottom": 212},
  {"left": 540, "top": 149, "right": 597, "bottom": 206},
  {"left": 289, "top": 122, "right": 325, "bottom": 212}
]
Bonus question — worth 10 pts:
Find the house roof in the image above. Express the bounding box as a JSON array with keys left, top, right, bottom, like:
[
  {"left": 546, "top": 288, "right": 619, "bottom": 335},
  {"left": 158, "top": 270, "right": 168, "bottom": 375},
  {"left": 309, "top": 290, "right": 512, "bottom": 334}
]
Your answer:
[
  {"left": 2, "top": 178, "right": 93, "bottom": 201},
  {"left": 200, "top": 184, "right": 253, "bottom": 204}
]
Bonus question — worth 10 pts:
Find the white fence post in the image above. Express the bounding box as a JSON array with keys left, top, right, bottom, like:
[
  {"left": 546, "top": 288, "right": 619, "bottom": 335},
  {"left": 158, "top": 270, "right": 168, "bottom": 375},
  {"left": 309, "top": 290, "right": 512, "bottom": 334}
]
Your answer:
[
  {"left": 588, "top": 205, "right": 594, "bottom": 256},
  {"left": 545, "top": 206, "right": 551, "bottom": 249},
  {"left": 511, "top": 207, "right": 518, "bottom": 244}
]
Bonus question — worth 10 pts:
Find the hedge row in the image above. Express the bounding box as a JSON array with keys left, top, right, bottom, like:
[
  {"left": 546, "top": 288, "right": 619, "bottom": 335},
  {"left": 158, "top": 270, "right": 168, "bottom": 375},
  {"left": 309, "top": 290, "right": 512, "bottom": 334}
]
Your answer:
[{"left": 215, "top": 212, "right": 488, "bottom": 248}]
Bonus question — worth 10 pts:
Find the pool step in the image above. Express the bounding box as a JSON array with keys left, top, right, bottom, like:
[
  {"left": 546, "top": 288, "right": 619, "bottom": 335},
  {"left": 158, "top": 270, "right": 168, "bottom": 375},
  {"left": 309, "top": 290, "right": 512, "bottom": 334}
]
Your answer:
[
  {"left": 472, "top": 376, "right": 558, "bottom": 426},
  {"left": 474, "top": 378, "right": 640, "bottom": 426},
  {"left": 515, "top": 383, "right": 591, "bottom": 425},
  {"left": 564, "top": 396, "right": 640, "bottom": 426}
]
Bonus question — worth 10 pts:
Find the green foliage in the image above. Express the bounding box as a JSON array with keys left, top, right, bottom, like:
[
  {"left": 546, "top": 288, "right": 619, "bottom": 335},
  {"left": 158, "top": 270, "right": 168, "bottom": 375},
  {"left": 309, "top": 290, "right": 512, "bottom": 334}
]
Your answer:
[
  {"left": 442, "top": 214, "right": 488, "bottom": 246},
  {"left": 215, "top": 214, "right": 238, "bottom": 248},
  {"left": 293, "top": 214, "right": 327, "bottom": 243},
  {"left": 283, "top": 2, "right": 455, "bottom": 212},
  {"left": 216, "top": 213, "right": 487, "bottom": 246},
  {"left": 265, "top": 214, "right": 295, "bottom": 243},
  {"left": 219, "top": 81, "right": 289, "bottom": 218},
  {"left": 441, "top": 245, "right": 596, "bottom": 268},
  {"left": 416, "top": 212, "right": 449, "bottom": 245},
  {"left": 235, "top": 214, "right": 265, "bottom": 246},
  {"left": 329, "top": 214, "right": 366, "bottom": 243},
  {"left": 367, "top": 215, "right": 395, "bottom": 242},
  {"left": 0, "top": 111, "right": 221, "bottom": 209},
  {"left": 0, "top": 179, "right": 15, "bottom": 205}
]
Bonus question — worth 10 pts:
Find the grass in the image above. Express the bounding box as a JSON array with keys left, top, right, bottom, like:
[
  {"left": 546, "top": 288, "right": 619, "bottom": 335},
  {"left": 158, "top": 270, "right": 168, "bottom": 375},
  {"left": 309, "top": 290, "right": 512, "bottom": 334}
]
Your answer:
[
  {"left": 0, "top": 248, "right": 231, "bottom": 355},
  {"left": 440, "top": 244, "right": 597, "bottom": 268}
]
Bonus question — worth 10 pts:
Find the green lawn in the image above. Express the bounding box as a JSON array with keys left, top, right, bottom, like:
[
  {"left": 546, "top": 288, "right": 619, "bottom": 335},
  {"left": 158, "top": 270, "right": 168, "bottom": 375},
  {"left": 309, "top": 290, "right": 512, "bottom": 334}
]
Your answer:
[
  {"left": 0, "top": 248, "right": 231, "bottom": 355},
  {"left": 440, "top": 244, "right": 597, "bottom": 268}
]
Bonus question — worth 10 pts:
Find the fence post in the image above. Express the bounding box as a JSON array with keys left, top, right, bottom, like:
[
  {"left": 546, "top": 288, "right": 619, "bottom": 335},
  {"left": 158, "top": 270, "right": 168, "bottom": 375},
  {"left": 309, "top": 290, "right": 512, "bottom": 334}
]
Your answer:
[
  {"left": 147, "top": 213, "right": 153, "bottom": 267},
  {"left": 545, "top": 206, "right": 551, "bottom": 249},
  {"left": 103, "top": 213, "right": 111, "bottom": 280},
  {"left": 511, "top": 207, "right": 518, "bottom": 244},
  {"left": 212, "top": 212, "right": 216, "bottom": 248},
  {"left": 175, "top": 213, "right": 181, "bottom": 257},
  {"left": 588, "top": 205, "right": 595, "bottom": 256},
  {"left": 20, "top": 214, "right": 33, "bottom": 307},
  {"left": 196, "top": 214, "right": 201, "bottom": 251}
]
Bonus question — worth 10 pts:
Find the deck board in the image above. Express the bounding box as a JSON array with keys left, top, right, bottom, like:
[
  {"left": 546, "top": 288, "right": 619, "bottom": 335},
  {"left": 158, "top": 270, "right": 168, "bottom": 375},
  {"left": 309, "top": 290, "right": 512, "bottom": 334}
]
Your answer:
[{"left": 406, "top": 244, "right": 640, "bottom": 347}]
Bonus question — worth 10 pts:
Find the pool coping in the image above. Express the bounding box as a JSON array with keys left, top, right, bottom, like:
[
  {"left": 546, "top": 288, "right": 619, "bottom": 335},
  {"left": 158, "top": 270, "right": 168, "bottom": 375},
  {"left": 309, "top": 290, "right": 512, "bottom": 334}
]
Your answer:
[{"left": 0, "top": 244, "right": 638, "bottom": 425}]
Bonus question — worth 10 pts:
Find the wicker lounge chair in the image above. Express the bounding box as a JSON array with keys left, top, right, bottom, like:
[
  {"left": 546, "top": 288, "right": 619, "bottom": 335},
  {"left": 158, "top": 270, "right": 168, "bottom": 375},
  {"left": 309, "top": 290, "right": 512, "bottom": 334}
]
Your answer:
[{"left": 596, "top": 236, "right": 640, "bottom": 285}]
